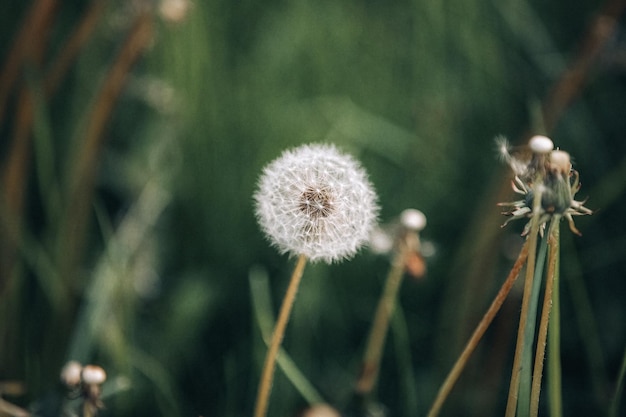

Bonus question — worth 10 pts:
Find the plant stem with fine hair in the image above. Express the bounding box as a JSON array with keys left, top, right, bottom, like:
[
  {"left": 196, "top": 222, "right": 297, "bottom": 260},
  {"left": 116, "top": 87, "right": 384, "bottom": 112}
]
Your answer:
[
  {"left": 505, "top": 187, "right": 543, "bottom": 417},
  {"left": 426, "top": 239, "right": 529, "bottom": 417},
  {"left": 517, "top": 222, "right": 550, "bottom": 417},
  {"left": 530, "top": 219, "right": 560, "bottom": 417},
  {"left": 547, "top": 235, "right": 563, "bottom": 417},
  {"left": 356, "top": 239, "right": 410, "bottom": 395},
  {"left": 254, "top": 254, "right": 307, "bottom": 417}
]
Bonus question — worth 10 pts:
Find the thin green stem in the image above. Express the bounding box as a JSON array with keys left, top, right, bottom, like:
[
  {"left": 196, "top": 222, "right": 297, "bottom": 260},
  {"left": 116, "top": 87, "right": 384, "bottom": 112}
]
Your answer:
[
  {"left": 426, "top": 240, "right": 529, "bottom": 417},
  {"left": 505, "top": 183, "right": 543, "bottom": 417},
  {"left": 530, "top": 219, "right": 560, "bottom": 417},
  {"left": 517, "top": 223, "right": 550, "bottom": 417},
  {"left": 254, "top": 254, "right": 307, "bottom": 417},
  {"left": 249, "top": 266, "right": 324, "bottom": 405},
  {"left": 505, "top": 232, "right": 539, "bottom": 417},
  {"left": 548, "top": 224, "right": 562, "bottom": 417},
  {"left": 356, "top": 240, "right": 409, "bottom": 395}
]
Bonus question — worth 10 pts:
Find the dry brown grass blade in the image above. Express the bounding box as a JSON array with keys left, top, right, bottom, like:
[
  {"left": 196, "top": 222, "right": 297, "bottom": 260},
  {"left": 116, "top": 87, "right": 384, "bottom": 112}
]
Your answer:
[
  {"left": 45, "top": 0, "right": 107, "bottom": 96},
  {"left": 0, "top": 0, "right": 58, "bottom": 295},
  {"left": 0, "top": 0, "right": 58, "bottom": 125}
]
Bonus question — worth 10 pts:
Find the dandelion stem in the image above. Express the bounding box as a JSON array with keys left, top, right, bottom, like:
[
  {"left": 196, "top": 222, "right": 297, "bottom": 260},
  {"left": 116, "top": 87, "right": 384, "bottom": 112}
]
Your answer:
[
  {"left": 254, "top": 254, "right": 307, "bottom": 417},
  {"left": 530, "top": 219, "right": 560, "bottom": 417},
  {"left": 426, "top": 239, "right": 529, "bottom": 417},
  {"left": 356, "top": 239, "right": 409, "bottom": 395},
  {"left": 517, "top": 223, "right": 550, "bottom": 417},
  {"left": 547, "top": 235, "right": 562, "bottom": 417},
  {"left": 505, "top": 186, "right": 543, "bottom": 417}
]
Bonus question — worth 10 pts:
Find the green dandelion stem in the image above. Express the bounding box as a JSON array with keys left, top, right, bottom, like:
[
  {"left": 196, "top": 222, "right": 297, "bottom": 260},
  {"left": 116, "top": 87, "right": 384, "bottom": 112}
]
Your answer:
[
  {"left": 530, "top": 219, "right": 560, "bottom": 417},
  {"left": 505, "top": 215, "right": 541, "bottom": 416}
]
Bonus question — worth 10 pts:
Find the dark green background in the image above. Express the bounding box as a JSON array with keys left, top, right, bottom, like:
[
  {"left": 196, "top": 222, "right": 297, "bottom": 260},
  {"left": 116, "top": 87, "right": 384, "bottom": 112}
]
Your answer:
[{"left": 1, "top": 0, "right": 625, "bottom": 416}]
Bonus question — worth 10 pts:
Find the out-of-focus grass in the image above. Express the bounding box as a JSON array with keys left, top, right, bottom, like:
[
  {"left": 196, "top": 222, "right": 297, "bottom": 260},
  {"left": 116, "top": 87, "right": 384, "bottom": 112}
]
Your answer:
[{"left": 1, "top": 0, "right": 625, "bottom": 416}]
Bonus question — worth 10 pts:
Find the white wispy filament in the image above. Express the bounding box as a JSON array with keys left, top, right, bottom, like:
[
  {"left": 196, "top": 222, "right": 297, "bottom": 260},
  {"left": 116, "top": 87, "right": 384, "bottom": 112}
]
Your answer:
[{"left": 254, "top": 143, "right": 379, "bottom": 263}]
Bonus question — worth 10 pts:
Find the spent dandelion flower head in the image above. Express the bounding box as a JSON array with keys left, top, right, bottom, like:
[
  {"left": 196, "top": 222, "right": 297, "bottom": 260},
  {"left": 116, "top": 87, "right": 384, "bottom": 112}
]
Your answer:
[
  {"left": 497, "top": 135, "right": 592, "bottom": 235},
  {"left": 254, "top": 143, "right": 379, "bottom": 263}
]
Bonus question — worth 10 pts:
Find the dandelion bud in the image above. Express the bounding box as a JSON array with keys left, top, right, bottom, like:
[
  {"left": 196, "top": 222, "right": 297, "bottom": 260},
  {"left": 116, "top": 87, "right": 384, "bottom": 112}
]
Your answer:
[
  {"left": 81, "top": 365, "right": 107, "bottom": 385},
  {"left": 254, "top": 143, "right": 379, "bottom": 263},
  {"left": 549, "top": 150, "right": 571, "bottom": 175},
  {"left": 61, "top": 361, "right": 83, "bottom": 387},
  {"left": 529, "top": 135, "right": 554, "bottom": 154},
  {"left": 400, "top": 208, "right": 427, "bottom": 231}
]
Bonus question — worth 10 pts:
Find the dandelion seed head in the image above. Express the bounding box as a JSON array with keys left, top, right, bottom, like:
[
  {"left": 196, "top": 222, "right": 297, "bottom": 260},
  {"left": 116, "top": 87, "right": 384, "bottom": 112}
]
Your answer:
[
  {"left": 400, "top": 208, "right": 427, "bottom": 231},
  {"left": 81, "top": 365, "right": 107, "bottom": 385},
  {"left": 254, "top": 143, "right": 379, "bottom": 263},
  {"left": 61, "top": 361, "right": 83, "bottom": 387},
  {"left": 529, "top": 135, "right": 554, "bottom": 154}
]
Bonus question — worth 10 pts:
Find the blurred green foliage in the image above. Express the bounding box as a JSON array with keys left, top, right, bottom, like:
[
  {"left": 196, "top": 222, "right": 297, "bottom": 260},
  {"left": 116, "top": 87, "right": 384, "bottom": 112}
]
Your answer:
[{"left": 1, "top": 0, "right": 625, "bottom": 416}]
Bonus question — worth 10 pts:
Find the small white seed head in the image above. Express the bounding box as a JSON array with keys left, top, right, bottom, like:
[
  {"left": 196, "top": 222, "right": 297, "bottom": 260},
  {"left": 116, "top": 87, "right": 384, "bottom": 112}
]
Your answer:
[
  {"left": 369, "top": 226, "right": 394, "bottom": 254},
  {"left": 400, "top": 209, "right": 427, "bottom": 231},
  {"left": 549, "top": 150, "right": 571, "bottom": 174},
  {"left": 529, "top": 135, "right": 554, "bottom": 154},
  {"left": 254, "top": 143, "right": 379, "bottom": 263},
  {"left": 60, "top": 361, "right": 83, "bottom": 387},
  {"left": 81, "top": 365, "right": 107, "bottom": 385}
]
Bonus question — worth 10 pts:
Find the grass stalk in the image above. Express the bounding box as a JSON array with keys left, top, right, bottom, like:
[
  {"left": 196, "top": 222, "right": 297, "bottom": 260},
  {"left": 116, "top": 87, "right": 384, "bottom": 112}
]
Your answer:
[
  {"left": 530, "top": 219, "right": 560, "bottom": 417},
  {"left": 547, "top": 223, "right": 563, "bottom": 417},
  {"left": 517, "top": 223, "right": 550, "bottom": 417},
  {"left": 356, "top": 239, "right": 409, "bottom": 395},
  {"left": 249, "top": 266, "right": 324, "bottom": 406},
  {"left": 426, "top": 239, "right": 529, "bottom": 417},
  {"left": 254, "top": 254, "right": 308, "bottom": 417},
  {"left": 505, "top": 185, "right": 544, "bottom": 417}
]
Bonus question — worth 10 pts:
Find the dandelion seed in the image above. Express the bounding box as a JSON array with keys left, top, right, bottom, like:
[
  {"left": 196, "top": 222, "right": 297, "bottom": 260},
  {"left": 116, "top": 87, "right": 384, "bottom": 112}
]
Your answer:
[
  {"left": 528, "top": 135, "right": 554, "bottom": 154},
  {"left": 400, "top": 208, "right": 427, "bottom": 231},
  {"left": 254, "top": 143, "right": 379, "bottom": 263}
]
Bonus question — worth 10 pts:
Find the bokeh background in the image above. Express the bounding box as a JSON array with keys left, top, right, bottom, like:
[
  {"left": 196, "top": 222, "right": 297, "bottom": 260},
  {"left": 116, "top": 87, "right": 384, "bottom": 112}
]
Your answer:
[{"left": 1, "top": 0, "right": 625, "bottom": 416}]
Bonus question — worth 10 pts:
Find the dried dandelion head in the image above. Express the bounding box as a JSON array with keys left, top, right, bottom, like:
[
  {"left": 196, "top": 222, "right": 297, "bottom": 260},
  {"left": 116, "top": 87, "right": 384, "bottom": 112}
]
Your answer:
[
  {"left": 498, "top": 135, "right": 592, "bottom": 235},
  {"left": 254, "top": 143, "right": 379, "bottom": 263}
]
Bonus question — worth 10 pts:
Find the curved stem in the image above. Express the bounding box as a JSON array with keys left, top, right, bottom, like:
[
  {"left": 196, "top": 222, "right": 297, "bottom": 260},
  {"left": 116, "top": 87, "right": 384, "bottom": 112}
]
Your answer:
[
  {"left": 356, "top": 240, "right": 409, "bottom": 395},
  {"left": 254, "top": 254, "right": 307, "bottom": 417}
]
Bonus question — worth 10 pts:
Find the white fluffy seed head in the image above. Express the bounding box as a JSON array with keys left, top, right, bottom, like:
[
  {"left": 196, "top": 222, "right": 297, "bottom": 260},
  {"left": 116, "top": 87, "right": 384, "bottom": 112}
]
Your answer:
[
  {"left": 81, "top": 365, "right": 107, "bottom": 385},
  {"left": 254, "top": 143, "right": 379, "bottom": 263},
  {"left": 400, "top": 209, "right": 427, "bottom": 231},
  {"left": 529, "top": 135, "right": 554, "bottom": 154},
  {"left": 60, "top": 361, "right": 83, "bottom": 387}
]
